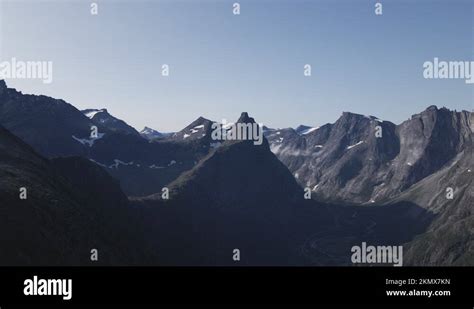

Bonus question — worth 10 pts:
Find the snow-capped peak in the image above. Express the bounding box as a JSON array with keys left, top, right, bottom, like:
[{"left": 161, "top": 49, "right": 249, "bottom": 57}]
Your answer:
[
  {"left": 140, "top": 126, "right": 158, "bottom": 134},
  {"left": 140, "top": 126, "right": 172, "bottom": 140},
  {"left": 83, "top": 108, "right": 107, "bottom": 119}
]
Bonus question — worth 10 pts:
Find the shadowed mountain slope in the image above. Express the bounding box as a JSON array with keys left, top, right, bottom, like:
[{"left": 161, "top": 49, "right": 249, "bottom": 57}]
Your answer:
[{"left": 0, "top": 124, "right": 147, "bottom": 265}]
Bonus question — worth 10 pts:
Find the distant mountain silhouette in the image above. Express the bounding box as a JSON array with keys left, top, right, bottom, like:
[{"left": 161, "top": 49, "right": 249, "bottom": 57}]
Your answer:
[{"left": 140, "top": 126, "right": 171, "bottom": 140}]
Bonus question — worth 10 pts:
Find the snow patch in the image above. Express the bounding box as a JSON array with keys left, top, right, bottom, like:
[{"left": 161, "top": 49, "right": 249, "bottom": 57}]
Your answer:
[
  {"left": 346, "top": 141, "right": 364, "bottom": 149},
  {"left": 109, "top": 159, "right": 134, "bottom": 169},
  {"left": 148, "top": 160, "right": 176, "bottom": 169},
  {"left": 301, "top": 127, "right": 319, "bottom": 135},
  {"left": 84, "top": 109, "right": 104, "bottom": 119},
  {"left": 72, "top": 133, "right": 105, "bottom": 147},
  {"left": 89, "top": 159, "right": 107, "bottom": 168}
]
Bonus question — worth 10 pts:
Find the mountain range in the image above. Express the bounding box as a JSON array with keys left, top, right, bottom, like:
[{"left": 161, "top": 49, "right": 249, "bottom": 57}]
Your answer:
[
  {"left": 0, "top": 80, "right": 472, "bottom": 266},
  {"left": 265, "top": 106, "right": 473, "bottom": 204}
]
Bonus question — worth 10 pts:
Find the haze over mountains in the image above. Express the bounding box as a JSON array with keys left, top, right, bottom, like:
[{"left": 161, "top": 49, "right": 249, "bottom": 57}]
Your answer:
[{"left": 0, "top": 80, "right": 472, "bottom": 266}]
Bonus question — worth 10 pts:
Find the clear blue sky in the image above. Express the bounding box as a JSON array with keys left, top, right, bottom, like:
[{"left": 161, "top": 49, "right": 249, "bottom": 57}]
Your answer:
[{"left": 1, "top": 0, "right": 473, "bottom": 131}]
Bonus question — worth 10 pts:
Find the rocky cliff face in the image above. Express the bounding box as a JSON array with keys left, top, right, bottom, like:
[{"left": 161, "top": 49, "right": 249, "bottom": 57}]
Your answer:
[
  {"left": 267, "top": 106, "right": 473, "bottom": 204},
  {"left": 392, "top": 134, "right": 474, "bottom": 266}
]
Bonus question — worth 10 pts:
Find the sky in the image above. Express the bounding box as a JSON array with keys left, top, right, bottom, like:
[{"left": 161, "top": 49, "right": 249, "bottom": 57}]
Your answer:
[{"left": 0, "top": 0, "right": 473, "bottom": 132}]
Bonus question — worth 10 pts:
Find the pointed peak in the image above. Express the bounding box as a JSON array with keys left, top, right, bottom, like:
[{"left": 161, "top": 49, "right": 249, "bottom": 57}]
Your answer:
[
  {"left": 193, "top": 116, "right": 211, "bottom": 124},
  {"left": 237, "top": 112, "right": 256, "bottom": 124},
  {"left": 181, "top": 116, "right": 212, "bottom": 132},
  {"left": 141, "top": 126, "right": 160, "bottom": 133}
]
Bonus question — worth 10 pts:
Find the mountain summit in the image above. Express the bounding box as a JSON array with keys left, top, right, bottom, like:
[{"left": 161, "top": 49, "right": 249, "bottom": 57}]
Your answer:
[
  {"left": 82, "top": 108, "right": 140, "bottom": 136},
  {"left": 266, "top": 106, "right": 473, "bottom": 204},
  {"left": 140, "top": 126, "right": 168, "bottom": 140},
  {"left": 137, "top": 113, "right": 327, "bottom": 265}
]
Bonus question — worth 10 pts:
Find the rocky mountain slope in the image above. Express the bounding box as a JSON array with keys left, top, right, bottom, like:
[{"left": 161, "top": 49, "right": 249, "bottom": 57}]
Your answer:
[
  {"left": 266, "top": 106, "right": 473, "bottom": 204},
  {"left": 394, "top": 141, "right": 473, "bottom": 265},
  {"left": 83, "top": 108, "right": 140, "bottom": 136},
  {"left": 0, "top": 81, "right": 215, "bottom": 196},
  {"left": 134, "top": 113, "right": 333, "bottom": 265},
  {"left": 0, "top": 80, "right": 93, "bottom": 158}
]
